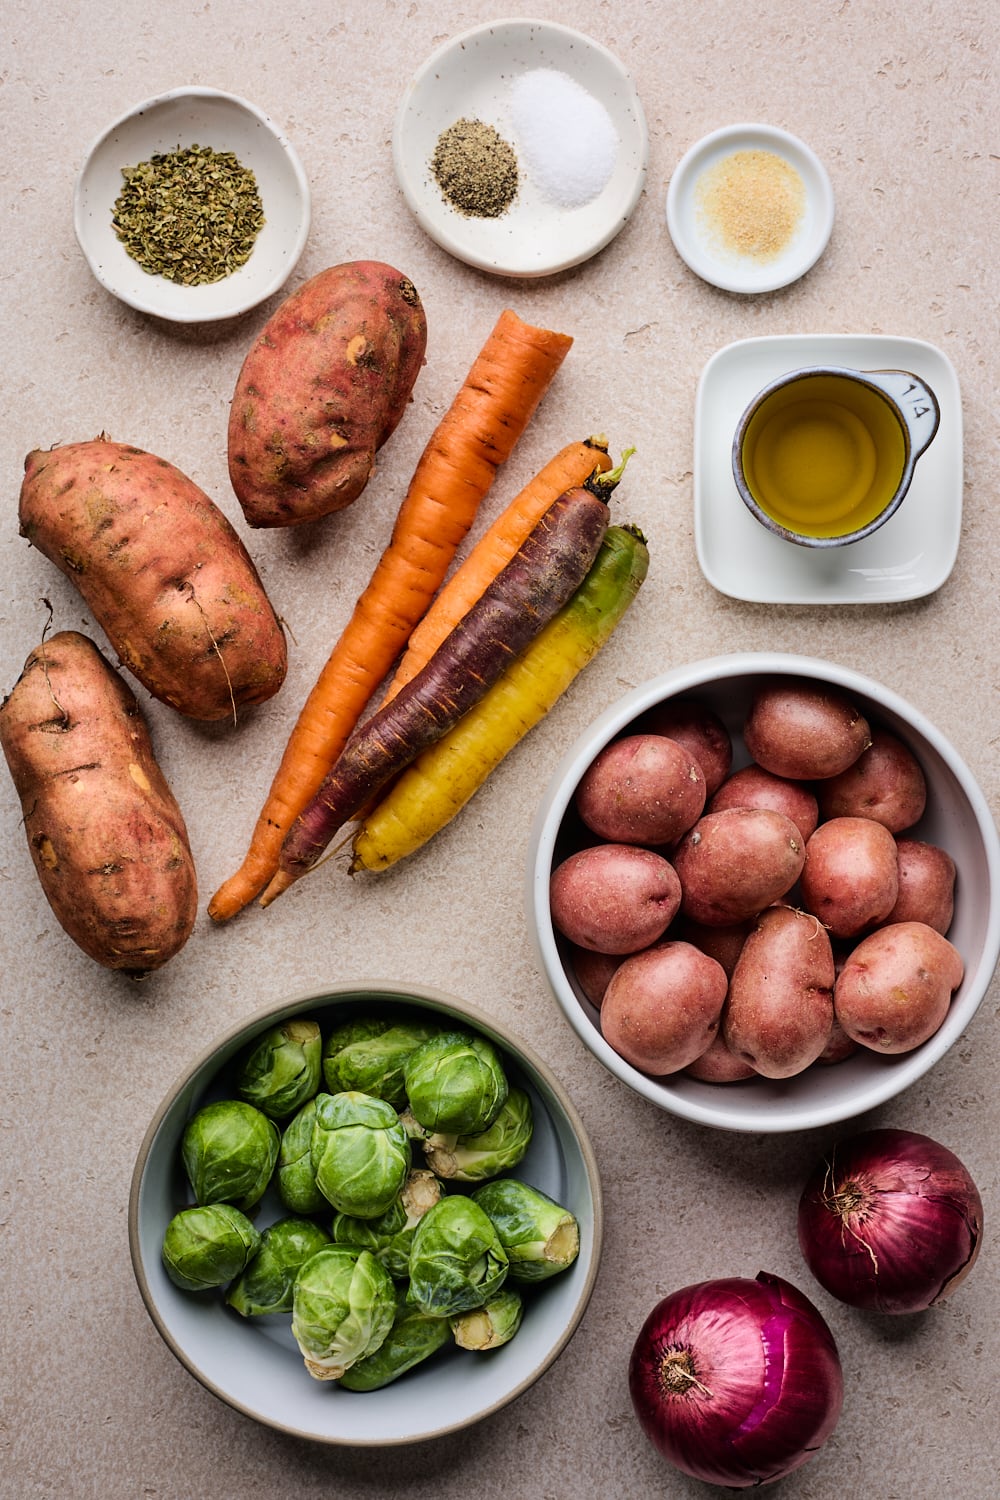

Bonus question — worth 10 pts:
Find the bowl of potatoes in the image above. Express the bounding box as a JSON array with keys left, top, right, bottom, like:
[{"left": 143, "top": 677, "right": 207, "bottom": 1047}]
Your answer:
[{"left": 527, "top": 652, "right": 1000, "bottom": 1133}]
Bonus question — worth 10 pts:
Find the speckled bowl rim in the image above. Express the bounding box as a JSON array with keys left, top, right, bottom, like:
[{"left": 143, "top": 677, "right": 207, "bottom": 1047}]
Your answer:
[{"left": 128, "top": 979, "right": 604, "bottom": 1444}]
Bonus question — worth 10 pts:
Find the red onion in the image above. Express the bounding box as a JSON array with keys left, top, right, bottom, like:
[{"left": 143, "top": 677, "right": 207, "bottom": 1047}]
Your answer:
[
  {"left": 797, "top": 1126, "right": 983, "bottom": 1314},
  {"left": 628, "top": 1271, "right": 843, "bottom": 1489}
]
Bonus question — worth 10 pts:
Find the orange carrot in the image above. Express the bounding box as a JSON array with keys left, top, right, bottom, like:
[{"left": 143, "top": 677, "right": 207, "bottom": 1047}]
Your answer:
[
  {"left": 208, "top": 308, "right": 572, "bottom": 922},
  {"left": 380, "top": 436, "right": 612, "bottom": 706}
]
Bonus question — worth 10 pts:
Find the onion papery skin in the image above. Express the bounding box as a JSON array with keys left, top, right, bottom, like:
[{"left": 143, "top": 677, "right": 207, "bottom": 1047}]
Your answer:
[
  {"left": 797, "top": 1127, "right": 983, "bottom": 1315},
  {"left": 627, "top": 1272, "right": 844, "bottom": 1489}
]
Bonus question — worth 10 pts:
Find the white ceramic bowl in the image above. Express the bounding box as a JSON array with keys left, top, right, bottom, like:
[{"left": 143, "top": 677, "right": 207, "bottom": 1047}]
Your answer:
[
  {"left": 129, "top": 981, "right": 602, "bottom": 1443},
  {"left": 666, "top": 124, "right": 834, "bottom": 294},
  {"left": 74, "top": 87, "right": 310, "bottom": 323},
  {"left": 527, "top": 653, "right": 1000, "bottom": 1134},
  {"left": 392, "top": 19, "right": 648, "bottom": 277}
]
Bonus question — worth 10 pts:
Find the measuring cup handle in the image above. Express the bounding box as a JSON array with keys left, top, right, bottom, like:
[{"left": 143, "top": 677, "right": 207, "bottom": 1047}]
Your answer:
[{"left": 869, "top": 368, "right": 941, "bottom": 458}]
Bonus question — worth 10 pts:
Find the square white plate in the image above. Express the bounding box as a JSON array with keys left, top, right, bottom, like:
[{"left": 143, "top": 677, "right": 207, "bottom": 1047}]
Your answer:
[{"left": 693, "top": 334, "right": 963, "bottom": 603}]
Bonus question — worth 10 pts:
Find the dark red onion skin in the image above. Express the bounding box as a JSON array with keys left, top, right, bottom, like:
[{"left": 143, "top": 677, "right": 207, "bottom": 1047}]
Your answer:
[
  {"left": 797, "top": 1127, "right": 983, "bottom": 1315},
  {"left": 628, "top": 1271, "right": 844, "bottom": 1489}
]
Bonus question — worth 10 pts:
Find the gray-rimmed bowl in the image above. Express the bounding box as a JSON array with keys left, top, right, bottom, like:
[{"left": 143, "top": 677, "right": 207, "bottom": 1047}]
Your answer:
[
  {"left": 526, "top": 652, "right": 1000, "bottom": 1134},
  {"left": 129, "top": 980, "right": 602, "bottom": 1444},
  {"left": 74, "top": 87, "right": 310, "bottom": 323}
]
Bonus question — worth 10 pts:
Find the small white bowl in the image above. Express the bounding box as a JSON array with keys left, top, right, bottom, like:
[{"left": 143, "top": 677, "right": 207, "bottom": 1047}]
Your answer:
[
  {"left": 74, "top": 87, "right": 311, "bottom": 323},
  {"left": 392, "top": 19, "right": 648, "bottom": 278},
  {"left": 129, "top": 981, "right": 602, "bottom": 1443},
  {"left": 666, "top": 124, "right": 834, "bottom": 294},
  {"left": 527, "top": 653, "right": 1000, "bottom": 1135}
]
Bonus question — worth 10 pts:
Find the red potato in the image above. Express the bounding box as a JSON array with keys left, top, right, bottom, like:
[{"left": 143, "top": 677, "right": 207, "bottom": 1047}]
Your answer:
[
  {"left": 673, "top": 917, "right": 751, "bottom": 977},
  {"left": 672, "top": 807, "right": 806, "bottom": 926},
  {"left": 884, "top": 838, "right": 957, "bottom": 934},
  {"left": 600, "top": 941, "right": 728, "bottom": 1075},
  {"left": 228, "top": 260, "right": 428, "bottom": 527},
  {"left": 684, "top": 1031, "right": 757, "bottom": 1083},
  {"left": 574, "top": 733, "right": 706, "bottom": 846},
  {"left": 635, "top": 697, "right": 733, "bottom": 794},
  {"left": 815, "top": 1016, "right": 860, "bottom": 1066},
  {"left": 708, "top": 763, "right": 819, "bottom": 843},
  {"left": 723, "top": 906, "right": 836, "bottom": 1078},
  {"left": 568, "top": 946, "right": 622, "bottom": 1008},
  {"left": 800, "top": 816, "right": 899, "bottom": 939},
  {"left": 19, "top": 437, "right": 287, "bottom": 722},
  {"left": 744, "top": 680, "right": 871, "bottom": 780},
  {"left": 816, "top": 728, "right": 927, "bottom": 832},
  {"left": 550, "top": 844, "right": 682, "bottom": 954},
  {"left": 834, "top": 921, "right": 965, "bottom": 1053},
  {"left": 0, "top": 631, "right": 197, "bottom": 975}
]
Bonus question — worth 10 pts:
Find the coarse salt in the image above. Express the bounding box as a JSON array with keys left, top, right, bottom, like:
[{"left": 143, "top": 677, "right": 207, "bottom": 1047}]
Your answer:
[{"left": 508, "top": 68, "right": 619, "bottom": 210}]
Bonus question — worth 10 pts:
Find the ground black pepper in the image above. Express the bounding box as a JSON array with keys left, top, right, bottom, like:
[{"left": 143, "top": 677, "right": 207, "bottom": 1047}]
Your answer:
[{"left": 430, "top": 118, "right": 519, "bottom": 218}]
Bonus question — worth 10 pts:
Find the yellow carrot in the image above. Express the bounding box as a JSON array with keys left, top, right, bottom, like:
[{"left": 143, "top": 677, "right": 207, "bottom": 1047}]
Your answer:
[{"left": 351, "top": 522, "right": 649, "bottom": 873}]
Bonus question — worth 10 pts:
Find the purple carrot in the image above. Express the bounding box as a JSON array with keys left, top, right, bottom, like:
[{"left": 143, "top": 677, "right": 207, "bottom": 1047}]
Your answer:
[{"left": 260, "top": 482, "right": 614, "bottom": 903}]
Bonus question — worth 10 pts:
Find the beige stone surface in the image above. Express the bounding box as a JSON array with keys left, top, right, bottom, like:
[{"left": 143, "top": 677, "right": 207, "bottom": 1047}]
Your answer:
[{"left": 1, "top": 1, "right": 997, "bottom": 1495}]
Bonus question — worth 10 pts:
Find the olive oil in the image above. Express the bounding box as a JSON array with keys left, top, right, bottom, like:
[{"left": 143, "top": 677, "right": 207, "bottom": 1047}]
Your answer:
[{"left": 740, "top": 374, "right": 907, "bottom": 539}]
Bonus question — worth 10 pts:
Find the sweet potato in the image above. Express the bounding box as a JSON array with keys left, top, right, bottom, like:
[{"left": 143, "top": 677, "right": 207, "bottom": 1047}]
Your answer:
[
  {"left": 0, "top": 631, "right": 197, "bottom": 975},
  {"left": 227, "top": 260, "right": 428, "bottom": 527},
  {"left": 18, "top": 437, "right": 287, "bottom": 722}
]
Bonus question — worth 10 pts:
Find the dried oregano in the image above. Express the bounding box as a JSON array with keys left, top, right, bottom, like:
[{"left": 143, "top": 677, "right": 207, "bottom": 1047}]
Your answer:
[{"left": 111, "top": 144, "right": 265, "bottom": 285}]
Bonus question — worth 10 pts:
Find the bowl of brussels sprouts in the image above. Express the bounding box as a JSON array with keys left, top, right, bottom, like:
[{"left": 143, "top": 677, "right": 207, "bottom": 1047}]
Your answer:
[{"left": 129, "top": 981, "right": 603, "bottom": 1443}]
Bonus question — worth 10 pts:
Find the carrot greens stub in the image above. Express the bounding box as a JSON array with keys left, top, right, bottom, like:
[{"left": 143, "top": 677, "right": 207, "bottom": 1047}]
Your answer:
[{"left": 260, "top": 479, "right": 622, "bottom": 903}]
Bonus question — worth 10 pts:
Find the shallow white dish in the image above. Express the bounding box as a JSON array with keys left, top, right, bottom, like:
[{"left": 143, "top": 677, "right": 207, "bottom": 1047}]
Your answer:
[
  {"left": 74, "top": 87, "right": 311, "bottom": 323},
  {"left": 666, "top": 123, "right": 834, "bottom": 293},
  {"left": 130, "top": 981, "right": 602, "bottom": 1444},
  {"left": 694, "top": 334, "right": 963, "bottom": 604},
  {"left": 526, "top": 654, "right": 1000, "bottom": 1135},
  {"left": 392, "top": 19, "right": 648, "bottom": 277}
]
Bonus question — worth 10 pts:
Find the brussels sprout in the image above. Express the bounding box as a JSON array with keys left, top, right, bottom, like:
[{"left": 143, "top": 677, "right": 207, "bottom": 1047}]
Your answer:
[
  {"left": 181, "top": 1099, "right": 280, "bottom": 1211},
  {"left": 338, "top": 1285, "right": 452, "bottom": 1391},
  {"left": 311, "top": 1091, "right": 411, "bottom": 1218},
  {"left": 321, "top": 1016, "right": 390, "bottom": 1091},
  {"left": 422, "top": 1087, "right": 534, "bottom": 1182},
  {"left": 403, "top": 1030, "right": 509, "bottom": 1136},
  {"left": 472, "top": 1178, "right": 580, "bottom": 1283},
  {"left": 236, "top": 1018, "right": 322, "bottom": 1120},
  {"left": 276, "top": 1098, "right": 326, "bottom": 1214},
  {"left": 226, "top": 1216, "right": 331, "bottom": 1316},
  {"left": 290, "top": 1246, "right": 396, "bottom": 1380},
  {"left": 407, "top": 1194, "right": 509, "bottom": 1317},
  {"left": 330, "top": 1168, "right": 445, "bottom": 1279},
  {"left": 322, "top": 1020, "right": 440, "bottom": 1107},
  {"left": 162, "top": 1203, "right": 261, "bottom": 1292},
  {"left": 450, "top": 1286, "right": 524, "bottom": 1351}
]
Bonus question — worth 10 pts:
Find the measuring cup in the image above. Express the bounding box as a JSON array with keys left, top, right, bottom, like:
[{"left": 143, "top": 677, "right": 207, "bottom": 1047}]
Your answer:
[{"left": 732, "top": 365, "right": 941, "bottom": 548}]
